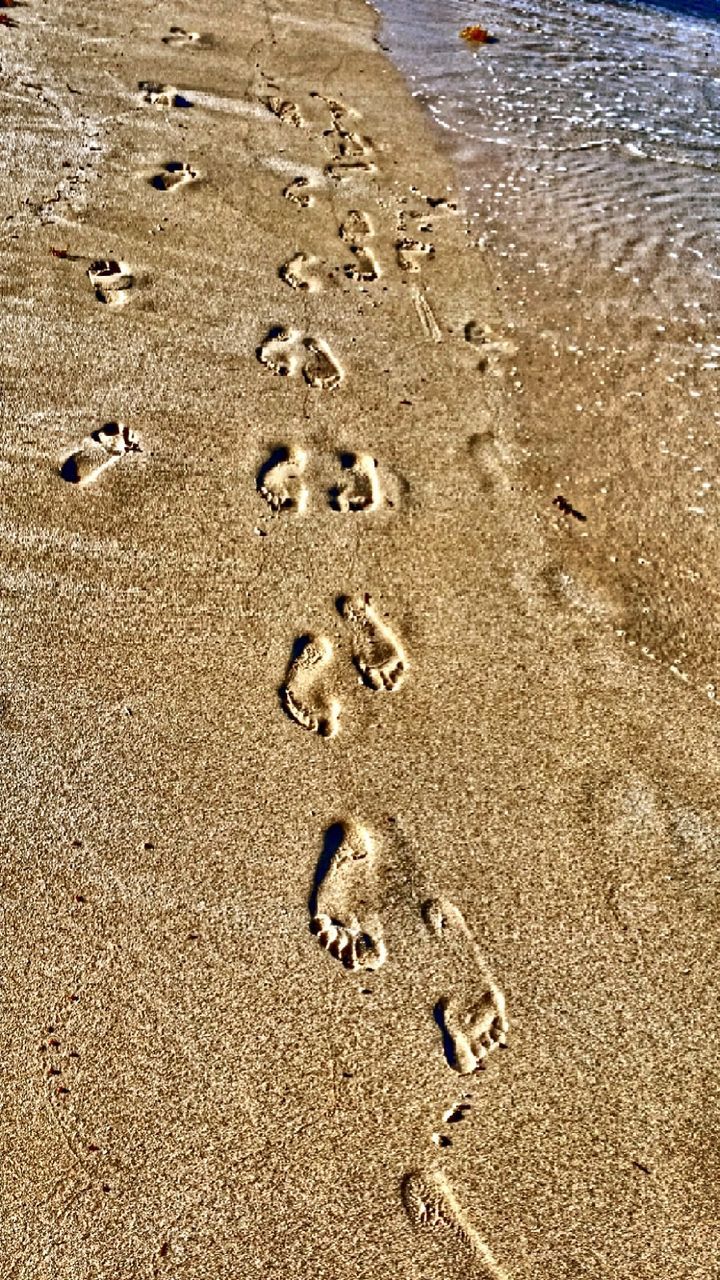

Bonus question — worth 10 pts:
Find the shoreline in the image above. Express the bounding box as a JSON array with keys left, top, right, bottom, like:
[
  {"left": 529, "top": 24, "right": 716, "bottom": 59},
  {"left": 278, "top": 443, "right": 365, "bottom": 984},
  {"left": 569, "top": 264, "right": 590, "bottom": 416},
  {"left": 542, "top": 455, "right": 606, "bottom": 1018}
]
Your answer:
[
  {"left": 370, "top": 0, "right": 720, "bottom": 702},
  {"left": 1, "top": 0, "right": 718, "bottom": 1276}
]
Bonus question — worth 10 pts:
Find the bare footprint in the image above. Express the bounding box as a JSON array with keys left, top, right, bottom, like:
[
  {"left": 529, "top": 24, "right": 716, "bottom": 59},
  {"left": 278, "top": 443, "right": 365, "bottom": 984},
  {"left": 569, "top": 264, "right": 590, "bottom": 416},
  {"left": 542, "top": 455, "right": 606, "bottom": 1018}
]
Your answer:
[
  {"left": 262, "top": 96, "right": 304, "bottom": 127},
  {"left": 302, "top": 337, "right": 343, "bottom": 389},
  {"left": 87, "top": 259, "right": 134, "bottom": 306},
  {"left": 149, "top": 161, "right": 199, "bottom": 191},
  {"left": 257, "top": 328, "right": 342, "bottom": 388},
  {"left": 339, "top": 210, "right": 374, "bottom": 246},
  {"left": 257, "top": 445, "right": 308, "bottom": 514},
  {"left": 464, "top": 320, "right": 518, "bottom": 370},
  {"left": 283, "top": 176, "right": 315, "bottom": 208},
  {"left": 309, "top": 821, "right": 386, "bottom": 972},
  {"left": 423, "top": 899, "right": 508, "bottom": 1075},
  {"left": 315, "top": 90, "right": 373, "bottom": 163},
  {"left": 397, "top": 198, "right": 444, "bottom": 234},
  {"left": 396, "top": 237, "right": 435, "bottom": 273},
  {"left": 326, "top": 158, "right": 376, "bottom": 181},
  {"left": 334, "top": 129, "right": 373, "bottom": 160},
  {"left": 281, "top": 635, "right": 340, "bottom": 738},
  {"left": 257, "top": 325, "right": 301, "bottom": 378},
  {"left": 331, "top": 453, "right": 381, "bottom": 513},
  {"left": 310, "top": 90, "right": 373, "bottom": 167},
  {"left": 310, "top": 91, "right": 360, "bottom": 130},
  {"left": 344, "top": 246, "right": 380, "bottom": 283},
  {"left": 402, "top": 1167, "right": 510, "bottom": 1278},
  {"left": 60, "top": 440, "right": 116, "bottom": 487},
  {"left": 279, "top": 252, "right": 321, "bottom": 293},
  {"left": 338, "top": 593, "right": 407, "bottom": 691},
  {"left": 139, "top": 81, "right": 192, "bottom": 108},
  {"left": 59, "top": 422, "right": 141, "bottom": 487},
  {"left": 161, "top": 26, "right": 201, "bottom": 45},
  {"left": 92, "top": 422, "right": 141, "bottom": 456},
  {"left": 425, "top": 194, "right": 458, "bottom": 211}
]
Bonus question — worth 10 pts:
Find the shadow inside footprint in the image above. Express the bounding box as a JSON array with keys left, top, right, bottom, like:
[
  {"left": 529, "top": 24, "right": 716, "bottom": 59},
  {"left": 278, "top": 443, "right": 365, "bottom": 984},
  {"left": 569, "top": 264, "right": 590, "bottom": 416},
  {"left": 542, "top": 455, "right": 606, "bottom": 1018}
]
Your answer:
[
  {"left": 59, "top": 453, "right": 89, "bottom": 485},
  {"left": 424, "top": 898, "right": 509, "bottom": 1075},
  {"left": 260, "top": 444, "right": 295, "bottom": 473},
  {"left": 288, "top": 631, "right": 311, "bottom": 664},
  {"left": 302, "top": 337, "right": 343, "bottom": 389},
  {"left": 308, "top": 823, "right": 345, "bottom": 918},
  {"left": 433, "top": 1000, "right": 462, "bottom": 1072},
  {"left": 89, "top": 258, "right": 124, "bottom": 278}
]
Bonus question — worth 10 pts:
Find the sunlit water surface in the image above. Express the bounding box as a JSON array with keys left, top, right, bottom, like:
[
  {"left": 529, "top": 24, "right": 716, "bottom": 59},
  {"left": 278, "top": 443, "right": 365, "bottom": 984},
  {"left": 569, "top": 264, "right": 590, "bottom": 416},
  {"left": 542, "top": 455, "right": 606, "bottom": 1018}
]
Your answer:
[{"left": 374, "top": 0, "right": 720, "bottom": 692}]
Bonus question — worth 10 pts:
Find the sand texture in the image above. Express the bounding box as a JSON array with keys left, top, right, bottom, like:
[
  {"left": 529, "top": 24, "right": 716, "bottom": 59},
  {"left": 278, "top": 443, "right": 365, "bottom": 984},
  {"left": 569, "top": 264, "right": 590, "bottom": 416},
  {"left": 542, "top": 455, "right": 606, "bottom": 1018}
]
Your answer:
[{"left": 0, "top": 0, "right": 718, "bottom": 1276}]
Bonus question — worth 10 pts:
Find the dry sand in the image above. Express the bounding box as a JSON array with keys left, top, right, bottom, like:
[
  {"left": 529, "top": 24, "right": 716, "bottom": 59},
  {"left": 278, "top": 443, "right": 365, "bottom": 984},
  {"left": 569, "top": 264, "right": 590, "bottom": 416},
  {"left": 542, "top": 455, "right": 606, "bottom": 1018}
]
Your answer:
[{"left": 0, "top": 0, "right": 718, "bottom": 1276}]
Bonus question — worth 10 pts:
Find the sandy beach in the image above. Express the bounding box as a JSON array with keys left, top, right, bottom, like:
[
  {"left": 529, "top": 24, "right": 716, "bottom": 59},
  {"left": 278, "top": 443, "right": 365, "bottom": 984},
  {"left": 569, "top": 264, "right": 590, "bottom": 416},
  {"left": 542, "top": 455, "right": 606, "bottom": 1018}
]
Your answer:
[{"left": 1, "top": 0, "right": 718, "bottom": 1275}]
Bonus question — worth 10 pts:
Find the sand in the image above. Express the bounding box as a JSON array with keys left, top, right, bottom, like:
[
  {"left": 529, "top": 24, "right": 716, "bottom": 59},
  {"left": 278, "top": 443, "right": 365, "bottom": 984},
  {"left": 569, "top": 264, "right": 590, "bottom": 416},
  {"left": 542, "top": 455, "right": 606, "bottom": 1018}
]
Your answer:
[{"left": 1, "top": 0, "right": 718, "bottom": 1276}]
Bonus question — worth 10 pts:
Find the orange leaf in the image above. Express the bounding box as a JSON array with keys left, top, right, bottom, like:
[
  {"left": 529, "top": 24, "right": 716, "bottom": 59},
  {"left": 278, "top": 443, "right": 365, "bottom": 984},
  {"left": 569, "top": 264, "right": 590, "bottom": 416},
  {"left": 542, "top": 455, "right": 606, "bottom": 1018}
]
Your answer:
[{"left": 460, "top": 25, "right": 494, "bottom": 44}]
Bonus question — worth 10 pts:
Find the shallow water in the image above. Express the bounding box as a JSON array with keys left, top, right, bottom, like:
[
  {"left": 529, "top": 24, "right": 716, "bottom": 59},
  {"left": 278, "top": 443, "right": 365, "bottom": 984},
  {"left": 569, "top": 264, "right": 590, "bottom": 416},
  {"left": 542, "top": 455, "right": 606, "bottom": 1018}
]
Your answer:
[
  {"left": 375, "top": 0, "right": 720, "bottom": 696},
  {"left": 375, "top": 0, "right": 720, "bottom": 307}
]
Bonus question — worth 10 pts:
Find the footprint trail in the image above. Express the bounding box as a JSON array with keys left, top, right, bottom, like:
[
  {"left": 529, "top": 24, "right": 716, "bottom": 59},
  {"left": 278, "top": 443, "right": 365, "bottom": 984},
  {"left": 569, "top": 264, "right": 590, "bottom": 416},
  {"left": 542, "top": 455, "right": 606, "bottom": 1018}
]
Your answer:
[{"left": 317, "top": 96, "right": 378, "bottom": 180}]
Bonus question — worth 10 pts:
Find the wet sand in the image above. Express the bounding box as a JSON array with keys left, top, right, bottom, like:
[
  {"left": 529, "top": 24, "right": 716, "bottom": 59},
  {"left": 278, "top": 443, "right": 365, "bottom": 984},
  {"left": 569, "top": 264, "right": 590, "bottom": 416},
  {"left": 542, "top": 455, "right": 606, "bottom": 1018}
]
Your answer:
[{"left": 1, "top": 0, "right": 718, "bottom": 1276}]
